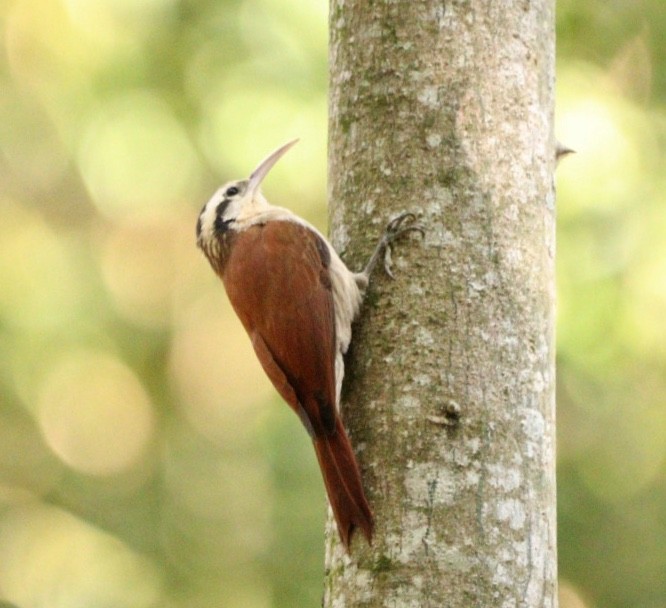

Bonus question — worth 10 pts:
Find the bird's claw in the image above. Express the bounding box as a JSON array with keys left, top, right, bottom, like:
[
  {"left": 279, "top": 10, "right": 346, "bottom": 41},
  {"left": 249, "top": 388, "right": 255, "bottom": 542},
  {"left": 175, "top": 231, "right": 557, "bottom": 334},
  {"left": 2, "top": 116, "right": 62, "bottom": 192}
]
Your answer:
[
  {"left": 381, "top": 212, "right": 424, "bottom": 278},
  {"left": 384, "top": 212, "right": 424, "bottom": 239}
]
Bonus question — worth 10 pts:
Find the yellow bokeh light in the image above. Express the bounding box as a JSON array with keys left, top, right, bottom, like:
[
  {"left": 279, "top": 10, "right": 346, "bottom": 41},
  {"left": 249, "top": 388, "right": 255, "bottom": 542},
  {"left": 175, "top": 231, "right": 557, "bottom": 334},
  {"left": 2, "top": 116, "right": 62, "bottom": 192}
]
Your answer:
[
  {"left": 65, "top": 0, "right": 177, "bottom": 24},
  {"left": 169, "top": 294, "right": 274, "bottom": 443},
  {"left": 623, "top": 218, "right": 666, "bottom": 356},
  {"left": 559, "top": 97, "right": 627, "bottom": 165},
  {"left": 100, "top": 214, "right": 187, "bottom": 327},
  {"left": 0, "top": 503, "right": 162, "bottom": 608},
  {"left": 557, "top": 96, "right": 638, "bottom": 212},
  {"left": 555, "top": 65, "right": 655, "bottom": 219},
  {"left": 37, "top": 351, "right": 155, "bottom": 475},
  {"left": 197, "top": 87, "right": 327, "bottom": 217},
  {"left": 0, "top": 199, "right": 81, "bottom": 330},
  {"left": 6, "top": 0, "right": 84, "bottom": 87},
  {"left": 77, "top": 91, "right": 199, "bottom": 219},
  {"left": 0, "top": 90, "right": 69, "bottom": 190},
  {"left": 559, "top": 580, "right": 591, "bottom": 608}
]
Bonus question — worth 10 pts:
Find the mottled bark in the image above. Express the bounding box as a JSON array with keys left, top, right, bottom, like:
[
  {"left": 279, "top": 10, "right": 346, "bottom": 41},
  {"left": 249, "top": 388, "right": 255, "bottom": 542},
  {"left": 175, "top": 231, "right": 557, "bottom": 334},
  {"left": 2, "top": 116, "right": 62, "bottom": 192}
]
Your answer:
[{"left": 325, "top": 1, "right": 557, "bottom": 607}]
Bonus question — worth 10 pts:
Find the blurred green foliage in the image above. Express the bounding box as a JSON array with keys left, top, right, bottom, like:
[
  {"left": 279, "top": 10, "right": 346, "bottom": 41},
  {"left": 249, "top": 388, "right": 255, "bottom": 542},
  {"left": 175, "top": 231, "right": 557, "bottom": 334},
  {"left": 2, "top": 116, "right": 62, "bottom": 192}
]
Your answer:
[
  {"left": 556, "top": 2, "right": 666, "bottom": 606},
  {"left": 0, "top": 0, "right": 664, "bottom": 607}
]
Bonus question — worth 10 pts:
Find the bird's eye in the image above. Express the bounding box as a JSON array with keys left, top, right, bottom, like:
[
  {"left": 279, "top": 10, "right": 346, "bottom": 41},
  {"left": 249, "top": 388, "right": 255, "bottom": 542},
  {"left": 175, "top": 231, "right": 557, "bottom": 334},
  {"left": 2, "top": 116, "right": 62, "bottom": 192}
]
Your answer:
[{"left": 225, "top": 186, "right": 240, "bottom": 197}]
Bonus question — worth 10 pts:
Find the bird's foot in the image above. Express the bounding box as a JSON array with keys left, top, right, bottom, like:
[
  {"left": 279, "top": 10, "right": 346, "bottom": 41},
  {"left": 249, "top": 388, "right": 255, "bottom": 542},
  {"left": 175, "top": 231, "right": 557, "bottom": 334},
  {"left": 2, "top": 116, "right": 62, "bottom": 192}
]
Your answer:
[{"left": 364, "top": 212, "right": 424, "bottom": 279}]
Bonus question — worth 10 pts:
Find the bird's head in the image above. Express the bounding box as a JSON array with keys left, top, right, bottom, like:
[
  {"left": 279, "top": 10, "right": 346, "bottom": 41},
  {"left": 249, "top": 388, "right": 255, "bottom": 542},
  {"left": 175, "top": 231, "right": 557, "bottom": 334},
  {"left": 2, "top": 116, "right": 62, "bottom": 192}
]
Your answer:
[{"left": 196, "top": 139, "right": 298, "bottom": 251}]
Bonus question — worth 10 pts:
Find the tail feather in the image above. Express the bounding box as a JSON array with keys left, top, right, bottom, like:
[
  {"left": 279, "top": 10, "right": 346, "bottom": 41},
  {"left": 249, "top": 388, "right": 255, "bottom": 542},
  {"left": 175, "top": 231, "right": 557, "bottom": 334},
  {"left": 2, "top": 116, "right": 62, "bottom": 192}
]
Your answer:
[{"left": 313, "top": 418, "right": 374, "bottom": 550}]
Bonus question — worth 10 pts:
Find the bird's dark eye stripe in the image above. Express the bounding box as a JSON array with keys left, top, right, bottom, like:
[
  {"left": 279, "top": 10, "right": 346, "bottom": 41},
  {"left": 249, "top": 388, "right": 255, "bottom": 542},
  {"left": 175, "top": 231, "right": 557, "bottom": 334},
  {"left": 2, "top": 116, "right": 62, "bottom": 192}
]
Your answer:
[
  {"left": 216, "top": 200, "right": 230, "bottom": 216},
  {"left": 226, "top": 186, "right": 239, "bottom": 196},
  {"left": 214, "top": 215, "right": 233, "bottom": 234}
]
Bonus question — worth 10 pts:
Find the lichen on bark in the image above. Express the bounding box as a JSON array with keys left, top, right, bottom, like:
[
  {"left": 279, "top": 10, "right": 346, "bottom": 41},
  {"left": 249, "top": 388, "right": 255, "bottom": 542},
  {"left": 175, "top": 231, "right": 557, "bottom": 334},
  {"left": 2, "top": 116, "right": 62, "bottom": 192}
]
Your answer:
[{"left": 325, "top": 1, "right": 557, "bottom": 607}]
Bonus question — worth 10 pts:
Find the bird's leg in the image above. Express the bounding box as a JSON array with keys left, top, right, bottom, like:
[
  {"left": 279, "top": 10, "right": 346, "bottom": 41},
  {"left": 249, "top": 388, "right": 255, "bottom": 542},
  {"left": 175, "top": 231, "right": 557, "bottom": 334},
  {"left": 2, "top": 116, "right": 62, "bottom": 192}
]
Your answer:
[{"left": 361, "top": 212, "right": 424, "bottom": 282}]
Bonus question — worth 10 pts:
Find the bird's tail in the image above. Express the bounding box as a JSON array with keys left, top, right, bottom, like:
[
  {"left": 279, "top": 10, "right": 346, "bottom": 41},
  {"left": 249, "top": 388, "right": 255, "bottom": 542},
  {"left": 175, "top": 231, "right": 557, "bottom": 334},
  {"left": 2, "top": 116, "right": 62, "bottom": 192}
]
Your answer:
[{"left": 313, "top": 417, "right": 374, "bottom": 551}]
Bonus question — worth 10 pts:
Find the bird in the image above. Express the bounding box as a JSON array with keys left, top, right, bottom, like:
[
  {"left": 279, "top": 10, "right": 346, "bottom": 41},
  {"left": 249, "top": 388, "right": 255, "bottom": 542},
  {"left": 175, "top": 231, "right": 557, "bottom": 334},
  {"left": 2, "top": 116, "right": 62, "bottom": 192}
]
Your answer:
[{"left": 196, "top": 139, "right": 421, "bottom": 550}]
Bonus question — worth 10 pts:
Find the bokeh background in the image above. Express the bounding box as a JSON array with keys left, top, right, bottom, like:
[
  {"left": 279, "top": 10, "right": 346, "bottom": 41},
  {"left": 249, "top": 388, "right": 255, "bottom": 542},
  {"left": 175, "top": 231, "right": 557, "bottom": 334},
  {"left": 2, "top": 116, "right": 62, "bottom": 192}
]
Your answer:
[{"left": 0, "top": 0, "right": 664, "bottom": 606}]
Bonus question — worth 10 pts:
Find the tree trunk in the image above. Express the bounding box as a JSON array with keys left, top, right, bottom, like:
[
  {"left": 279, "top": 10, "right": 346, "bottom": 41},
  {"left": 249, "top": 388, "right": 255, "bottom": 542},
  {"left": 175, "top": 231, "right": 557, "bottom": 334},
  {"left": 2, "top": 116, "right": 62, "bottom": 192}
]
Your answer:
[{"left": 325, "top": 1, "right": 557, "bottom": 607}]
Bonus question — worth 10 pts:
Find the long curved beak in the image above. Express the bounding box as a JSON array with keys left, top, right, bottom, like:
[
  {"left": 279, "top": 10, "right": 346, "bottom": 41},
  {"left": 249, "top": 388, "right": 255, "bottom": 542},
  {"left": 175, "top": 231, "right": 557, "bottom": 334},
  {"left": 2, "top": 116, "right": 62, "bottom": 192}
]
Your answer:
[{"left": 247, "top": 139, "right": 299, "bottom": 197}]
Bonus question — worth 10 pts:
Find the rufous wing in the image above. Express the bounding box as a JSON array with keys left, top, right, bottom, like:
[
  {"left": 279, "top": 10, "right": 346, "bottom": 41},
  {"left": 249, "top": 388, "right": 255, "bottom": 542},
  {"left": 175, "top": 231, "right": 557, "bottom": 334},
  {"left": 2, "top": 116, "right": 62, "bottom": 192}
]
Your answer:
[{"left": 220, "top": 220, "right": 373, "bottom": 548}]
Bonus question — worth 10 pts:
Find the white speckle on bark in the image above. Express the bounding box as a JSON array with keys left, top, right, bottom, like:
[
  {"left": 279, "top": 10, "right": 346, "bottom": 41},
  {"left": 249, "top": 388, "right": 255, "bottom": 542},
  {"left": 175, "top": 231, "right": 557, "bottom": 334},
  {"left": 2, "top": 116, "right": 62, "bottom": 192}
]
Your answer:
[
  {"left": 545, "top": 188, "right": 556, "bottom": 212},
  {"left": 492, "top": 562, "right": 513, "bottom": 588},
  {"left": 505, "top": 205, "right": 519, "bottom": 221},
  {"left": 417, "top": 85, "right": 439, "bottom": 108},
  {"left": 386, "top": 511, "right": 429, "bottom": 563},
  {"left": 467, "top": 437, "right": 481, "bottom": 454},
  {"left": 404, "top": 463, "right": 456, "bottom": 508},
  {"left": 532, "top": 370, "right": 545, "bottom": 392},
  {"left": 447, "top": 546, "right": 477, "bottom": 573},
  {"left": 412, "top": 373, "right": 432, "bottom": 387},
  {"left": 330, "top": 208, "right": 351, "bottom": 252},
  {"left": 487, "top": 465, "right": 522, "bottom": 492},
  {"left": 354, "top": 441, "right": 367, "bottom": 453},
  {"left": 522, "top": 408, "right": 547, "bottom": 459},
  {"left": 505, "top": 247, "right": 524, "bottom": 266},
  {"left": 522, "top": 408, "right": 545, "bottom": 442},
  {"left": 387, "top": 586, "right": 423, "bottom": 608},
  {"left": 395, "top": 394, "right": 420, "bottom": 411},
  {"left": 331, "top": 568, "right": 374, "bottom": 608},
  {"left": 478, "top": 329, "right": 491, "bottom": 342},
  {"left": 414, "top": 326, "right": 434, "bottom": 347},
  {"left": 426, "top": 132, "right": 442, "bottom": 148},
  {"left": 465, "top": 469, "right": 481, "bottom": 486},
  {"left": 361, "top": 199, "right": 376, "bottom": 215},
  {"left": 497, "top": 499, "right": 526, "bottom": 530},
  {"left": 425, "top": 186, "right": 452, "bottom": 208}
]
